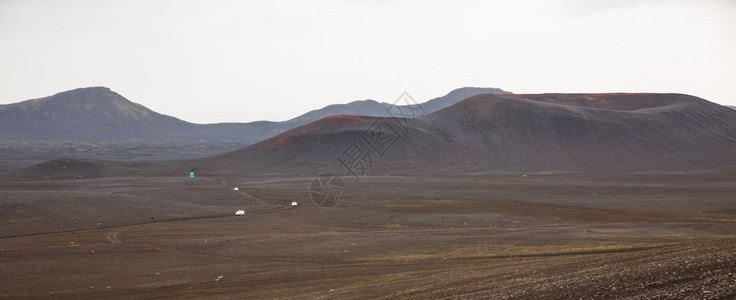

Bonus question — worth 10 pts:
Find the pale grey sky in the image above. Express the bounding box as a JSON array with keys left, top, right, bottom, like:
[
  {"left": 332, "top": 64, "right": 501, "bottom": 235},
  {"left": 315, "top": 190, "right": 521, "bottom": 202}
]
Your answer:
[{"left": 1, "top": 0, "right": 735, "bottom": 123}]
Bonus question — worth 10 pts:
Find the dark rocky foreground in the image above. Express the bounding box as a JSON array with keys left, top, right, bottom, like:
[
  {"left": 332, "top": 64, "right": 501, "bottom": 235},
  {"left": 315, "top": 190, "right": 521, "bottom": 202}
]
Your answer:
[
  {"left": 1, "top": 172, "right": 734, "bottom": 299},
  {"left": 484, "top": 238, "right": 736, "bottom": 299}
]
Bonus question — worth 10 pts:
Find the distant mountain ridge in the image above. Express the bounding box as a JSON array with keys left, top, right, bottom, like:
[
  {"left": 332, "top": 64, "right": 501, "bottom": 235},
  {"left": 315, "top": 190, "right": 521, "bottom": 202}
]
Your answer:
[
  {"left": 195, "top": 93, "right": 736, "bottom": 175},
  {"left": 278, "top": 87, "right": 510, "bottom": 129},
  {"left": 12, "top": 92, "right": 736, "bottom": 179},
  {"left": 0, "top": 87, "right": 509, "bottom": 142}
]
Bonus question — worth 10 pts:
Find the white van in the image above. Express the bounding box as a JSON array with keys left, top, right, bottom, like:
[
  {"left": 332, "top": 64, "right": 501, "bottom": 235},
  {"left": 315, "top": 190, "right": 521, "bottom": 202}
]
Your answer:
[{"left": 235, "top": 210, "right": 245, "bottom": 216}]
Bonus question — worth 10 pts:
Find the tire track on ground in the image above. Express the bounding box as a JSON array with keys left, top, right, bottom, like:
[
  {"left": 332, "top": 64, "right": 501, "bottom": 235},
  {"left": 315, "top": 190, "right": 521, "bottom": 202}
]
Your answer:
[
  {"left": 103, "top": 222, "right": 246, "bottom": 261},
  {"left": 101, "top": 177, "right": 300, "bottom": 262},
  {"left": 219, "top": 178, "right": 273, "bottom": 206},
  {"left": 104, "top": 224, "right": 345, "bottom": 264},
  {"left": 105, "top": 225, "right": 135, "bottom": 244}
]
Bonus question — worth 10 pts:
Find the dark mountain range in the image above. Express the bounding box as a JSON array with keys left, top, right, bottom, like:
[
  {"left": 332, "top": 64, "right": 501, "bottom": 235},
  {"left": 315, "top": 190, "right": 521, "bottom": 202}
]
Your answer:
[
  {"left": 0, "top": 87, "right": 508, "bottom": 142},
  {"left": 0, "top": 87, "right": 262, "bottom": 141},
  {"left": 192, "top": 93, "right": 736, "bottom": 175},
  {"left": 13, "top": 92, "right": 736, "bottom": 179}
]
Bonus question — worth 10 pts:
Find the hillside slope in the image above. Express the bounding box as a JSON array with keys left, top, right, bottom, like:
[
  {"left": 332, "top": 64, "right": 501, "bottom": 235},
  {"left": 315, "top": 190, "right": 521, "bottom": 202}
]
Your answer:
[
  {"left": 195, "top": 93, "right": 736, "bottom": 175},
  {"left": 0, "top": 87, "right": 191, "bottom": 139}
]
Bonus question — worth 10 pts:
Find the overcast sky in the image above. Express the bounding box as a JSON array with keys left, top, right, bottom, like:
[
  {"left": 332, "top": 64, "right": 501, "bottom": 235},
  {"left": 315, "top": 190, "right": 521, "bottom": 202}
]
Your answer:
[{"left": 1, "top": 0, "right": 735, "bottom": 123}]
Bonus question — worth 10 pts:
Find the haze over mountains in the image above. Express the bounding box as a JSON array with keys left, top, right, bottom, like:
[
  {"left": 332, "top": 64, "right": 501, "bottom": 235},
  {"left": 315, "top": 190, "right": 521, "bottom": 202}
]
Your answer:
[{"left": 0, "top": 86, "right": 509, "bottom": 142}]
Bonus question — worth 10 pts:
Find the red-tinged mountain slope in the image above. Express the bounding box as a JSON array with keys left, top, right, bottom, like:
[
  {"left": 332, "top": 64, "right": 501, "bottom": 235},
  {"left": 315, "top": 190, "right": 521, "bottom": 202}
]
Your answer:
[
  {"left": 195, "top": 114, "right": 443, "bottom": 174},
  {"left": 188, "top": 93, "right": 736, "bottom": 176},
  {"left": 419, "top": 93, "right": 736, "bottom": 172}
]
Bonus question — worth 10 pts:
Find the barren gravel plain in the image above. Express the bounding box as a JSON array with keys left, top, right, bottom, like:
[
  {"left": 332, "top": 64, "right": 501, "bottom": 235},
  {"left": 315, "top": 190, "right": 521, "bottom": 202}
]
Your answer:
[{"left": 1, "top": 169, "right": 735, "bottom": 299}]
